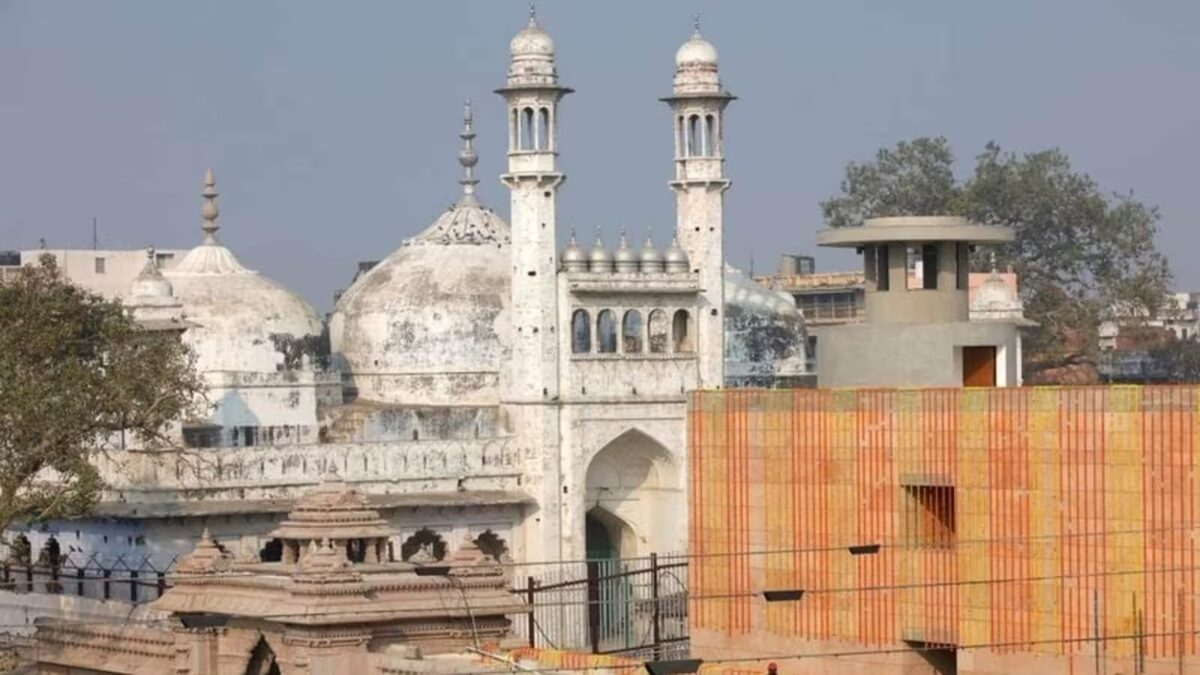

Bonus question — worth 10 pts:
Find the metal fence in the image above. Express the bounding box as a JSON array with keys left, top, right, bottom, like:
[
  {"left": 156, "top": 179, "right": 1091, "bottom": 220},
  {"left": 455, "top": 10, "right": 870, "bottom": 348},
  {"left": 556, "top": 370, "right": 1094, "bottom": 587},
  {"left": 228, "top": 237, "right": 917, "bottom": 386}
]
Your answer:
[
  {"left": 0, "top": 552, "right": 178, "bottom": 603},
  {"left": 511, "top": 553, "right": 689, "bottom": 659}
]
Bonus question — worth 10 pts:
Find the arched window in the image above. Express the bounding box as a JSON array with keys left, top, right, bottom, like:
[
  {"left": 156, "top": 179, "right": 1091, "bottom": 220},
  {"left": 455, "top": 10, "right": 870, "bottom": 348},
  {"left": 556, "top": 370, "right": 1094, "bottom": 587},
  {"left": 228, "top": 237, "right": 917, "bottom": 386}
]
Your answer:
[
  {"left": 521, "top": 107, "right": 535, "bottom": 151},
  {"left": 510, "top": 108, "right": 519, "bottom": 151},
  {"left": 572, "top": 309, "right": 592, "bottom": 354},
  {"left": 623, "top": 310, "right": 643, "bottom": 354},
  {"left": 474, "top": 529, "right": 509, "bottom": 562},
  {"left": 648, "top": 309, "right": 669, "bottom": 353},
  {"left": 677, "top": 116, "right": 686, "bottom": 157},
  {"left": 688, "top": 115, "right": 701, "bottom": 157},
  {"left": 401, "top": 528, "right": 447, "bottom": 562},
  {"left": 597, "top": 310, "right": 618, "bottom": 354},
  {"left": 673, "top": 309, "right": 693, "bottom": 353},
  {"left": 705, "top": 115, "right": 717, "bottom": 156},
  {"left": 538, "top": 107, "right": 550, "bottom": 150}
]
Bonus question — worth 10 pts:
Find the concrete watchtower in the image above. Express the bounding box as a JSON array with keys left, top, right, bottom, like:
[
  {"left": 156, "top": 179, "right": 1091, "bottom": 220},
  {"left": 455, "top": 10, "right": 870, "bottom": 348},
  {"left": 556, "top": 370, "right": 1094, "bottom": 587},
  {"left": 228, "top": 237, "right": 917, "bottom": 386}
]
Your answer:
[{"left": 814, "top": 216, "right": 1020, "bottom": 387}]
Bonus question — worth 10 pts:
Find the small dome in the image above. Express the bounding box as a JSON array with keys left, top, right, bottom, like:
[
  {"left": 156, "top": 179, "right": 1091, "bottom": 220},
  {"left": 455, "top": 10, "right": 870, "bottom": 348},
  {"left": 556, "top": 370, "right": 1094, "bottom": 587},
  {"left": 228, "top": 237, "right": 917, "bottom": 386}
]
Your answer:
[
  {"left": 724, "top": 265, "right": 809, "bottom": 388},
  {"left": 588, "top": 232, "right": 614, "bottom": 273},
  {"left": 675, "top": 35, "right": 718, "bottom": 67},
  {"left": 640, "top": 236, "right": 664, "bottom": 273},
  {"left": 664, "top": 237, "right": 690, "bottom": 273},
  {"left": 168, "top": 170, "right": 321, "bottom": 374},
  {"left": 614, "top": 231, "right": 639, "bottom": 273},
  {"left": 511, "top": 22, "right": 554, "bottom": 57},
  {"left": 971, "top": 267, "right": 1029, "bottom": 324},
  {"left": 562, "top": 231, "right": 588, "bottom": 272},
  {"left": 129, "top": 248, "right": 173, "bottom": 300}
]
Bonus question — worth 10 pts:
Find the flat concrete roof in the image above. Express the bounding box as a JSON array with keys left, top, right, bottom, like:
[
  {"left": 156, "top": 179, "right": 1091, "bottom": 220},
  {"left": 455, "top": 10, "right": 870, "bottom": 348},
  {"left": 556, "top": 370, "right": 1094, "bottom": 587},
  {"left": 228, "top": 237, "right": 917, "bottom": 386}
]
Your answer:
[
  {"left": 89, "top": 490, "right": 534, "bottom": 520},
  {"left": 816, "top": 216, "right": 1014, "bottom": 248}
]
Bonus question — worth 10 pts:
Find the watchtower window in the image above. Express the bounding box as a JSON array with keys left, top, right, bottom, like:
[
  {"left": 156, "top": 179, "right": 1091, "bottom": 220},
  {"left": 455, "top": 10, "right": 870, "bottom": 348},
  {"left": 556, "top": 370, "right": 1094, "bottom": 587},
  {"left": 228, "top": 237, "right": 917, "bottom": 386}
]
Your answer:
[
  {"left": 875, "top": 245, "right": 890, "bottom": 292},
  {"left": 597, "top": 310, "right": 618, "bottom": 353},
  {"left": 623, "top": 310, "right": 643, "bottom": 354},
  {"left": 520, "top": 107, "right": 535, "bottom": 151},
  {"left": 687, "top": 115, "right": 701, "bottom": 158},
  {"left": 571, "top": 309, "right": 592, "bottom": 354},
  {"left": 907, "top": 245, "right": 939, "bottom": 290},
  {"left": 956, "top": 243, "right": 969, "bottom": 290},
  {"left": 705, "top": 114, "right": 716, "bottom": 155},
  {"left": 537, "top": 107, "right": 550, "bottom": 150}
]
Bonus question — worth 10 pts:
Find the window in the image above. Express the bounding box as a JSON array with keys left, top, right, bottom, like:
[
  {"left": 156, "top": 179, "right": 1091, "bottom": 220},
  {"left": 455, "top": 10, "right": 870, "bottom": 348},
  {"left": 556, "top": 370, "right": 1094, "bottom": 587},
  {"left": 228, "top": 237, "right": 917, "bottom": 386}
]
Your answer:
[
  {"left": 622, "top": 310, "right": 643, "bottom": 354},
  {"left": 676, "top": 116, "right": 685, "bottom": 157},
  {"left": 906, "top": 245, "right": 938, "bottom": 290},
  {"left": 648, "top": 309, "right": 669, "bottom": 353},
  {"left": 597, "top": 310, "right": 618, "bottom": 353},
  {"left": 902, "top": 485, "right": 955, "bottom": 548},
  {"left": 705, "top": 114, "right": 716, "bottom": 155},
  {"left": 474, "top": 529, "right": 509, "bottom": 562},
  {"left": 537, "top": 107, "right": 550, "bottom": 150},
  {"left": 94, "top": 257, "right": 106, "bottom": 274},
  {"left": 400, "top": 528, "right": 447, "bottom": 562},
  {"left": 520, "top": 107, "right": 535, "bottom": 151},
  {"left": 672, "top": 309, "right": 693, "bottom": 353},
  {"left": 687, "top": 115, "right": 701, "bottom": 157},
  {"left": 956, "top": 243, "right": 969, "bottom": 290},
  {"left": 571, "top": 309, "right": 592, "bottom": 354},
  {"left": 875, "top": 245, "right": 889, "bottom": 291}
]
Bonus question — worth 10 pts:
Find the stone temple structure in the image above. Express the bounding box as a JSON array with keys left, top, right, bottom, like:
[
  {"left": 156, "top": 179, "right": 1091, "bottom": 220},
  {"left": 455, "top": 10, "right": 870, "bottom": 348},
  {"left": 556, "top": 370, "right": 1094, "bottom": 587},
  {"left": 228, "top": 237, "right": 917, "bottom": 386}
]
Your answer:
[{"left": 7, "top": 11, "right": 807, "bottom": 573}]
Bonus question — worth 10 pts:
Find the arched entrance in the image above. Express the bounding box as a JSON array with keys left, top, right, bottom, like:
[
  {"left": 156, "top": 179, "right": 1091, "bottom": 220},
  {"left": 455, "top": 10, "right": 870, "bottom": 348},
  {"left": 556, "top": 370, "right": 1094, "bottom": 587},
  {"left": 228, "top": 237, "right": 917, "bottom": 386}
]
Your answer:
[
  {"left": 584, "top": 429, "right": 679, "bottom": 559},
  {"left": 244, "top": 637, "right": 280, "bottom": 675}
]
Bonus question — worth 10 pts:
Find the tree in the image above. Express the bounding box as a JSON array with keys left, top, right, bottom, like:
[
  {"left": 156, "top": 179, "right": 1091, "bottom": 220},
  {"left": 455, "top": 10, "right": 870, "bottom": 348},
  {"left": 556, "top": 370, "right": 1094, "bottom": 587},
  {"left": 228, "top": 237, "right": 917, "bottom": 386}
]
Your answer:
[
  {"left": 1149, "top": 338, "right": 1200, "bottom": 384},
  {"left": 821, "top": 138, "right": 1171, "bottom": 381},
  {"left": 0, "top": 256, "right": 205, "bottom": 537}
]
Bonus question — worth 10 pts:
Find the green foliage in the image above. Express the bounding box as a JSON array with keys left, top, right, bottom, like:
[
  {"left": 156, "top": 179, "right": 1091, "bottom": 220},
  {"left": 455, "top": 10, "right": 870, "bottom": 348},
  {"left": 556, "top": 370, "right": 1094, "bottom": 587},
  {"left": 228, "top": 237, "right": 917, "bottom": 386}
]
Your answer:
[
  {"left": 0, "top": 256, "right": 205, "bottom": 534},
  {"left": 1150, "top": 338, "right": 1200, "bottom": 384},
  {"left": 821, "top": 138, "right": 1172, "bottom": 379}
]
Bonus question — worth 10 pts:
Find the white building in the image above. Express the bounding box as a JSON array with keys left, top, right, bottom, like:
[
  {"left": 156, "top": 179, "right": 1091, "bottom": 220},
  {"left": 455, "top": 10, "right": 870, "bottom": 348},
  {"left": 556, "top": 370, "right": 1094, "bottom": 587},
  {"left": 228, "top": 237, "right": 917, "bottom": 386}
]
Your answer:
[{"left": 10, "top": 13, "right": 807, "bottom": 572}]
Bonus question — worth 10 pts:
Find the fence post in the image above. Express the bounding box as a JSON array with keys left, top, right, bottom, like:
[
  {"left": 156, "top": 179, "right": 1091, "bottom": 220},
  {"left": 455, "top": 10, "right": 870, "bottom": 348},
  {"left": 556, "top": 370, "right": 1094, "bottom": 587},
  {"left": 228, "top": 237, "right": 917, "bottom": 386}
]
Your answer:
[
  {"left": 102, "top": 569, "right": 111, "bottom": 600},
  {"left": 526, "top": 576, "right": 536, "bottom": 648},
  {"left": 157, "top": 572, "right": 167, "bottom": 598},
  {"left": 76, "top": 567, "right": 85, "bottom": 597},
  {"left": 586, "top": 560, "right": 601, "bottom": 654},
  {"left": 130, "top": 570, "right": 139, "bottom": 603},
  {"left": 650, "top": 553, "right": 662, "bottom": 660}
]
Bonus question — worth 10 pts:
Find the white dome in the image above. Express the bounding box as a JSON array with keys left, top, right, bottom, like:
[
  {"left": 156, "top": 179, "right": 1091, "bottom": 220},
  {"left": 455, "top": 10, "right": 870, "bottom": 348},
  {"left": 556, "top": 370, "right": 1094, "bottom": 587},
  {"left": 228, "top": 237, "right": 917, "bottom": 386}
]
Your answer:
[
  {"left": 675, "top": 35, "right": 718, "bottom": 67},
  {"left": 168, "top": 171, "right": 321, "bottom": 374},
  {"left": 970, "top": 269, "right": 1028, "bottom": 323},
  {"left": 511, "top": 23, "right": 554, "bottom": 57},
  {"left": 724, "top": 265, "right": 808, "bottom": 386},
  {"left": 330, "top": 199, "right": 512, "bottom": 406}
]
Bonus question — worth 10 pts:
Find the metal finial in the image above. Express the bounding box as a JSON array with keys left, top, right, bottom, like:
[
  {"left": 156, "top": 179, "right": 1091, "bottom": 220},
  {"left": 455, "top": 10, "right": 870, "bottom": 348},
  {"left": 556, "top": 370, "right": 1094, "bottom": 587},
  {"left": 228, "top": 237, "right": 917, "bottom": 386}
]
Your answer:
[
  {"left": 693, "top": 13, "right": 701, "bottom": 37},
  {"left": 594, "top": 225, "right": 604, "bottom": 245},
  {"left": 146, "top": 246, "right": 157, "bottom": 270},
  {"left": 458, "top": 99, "right": 479, "bottom": 197},
  {"left": 529, "top": 1, "right": 538, "bottom": 27},
  {"left": 200, "top": 168, "right": 220, "bottom": 244},
  {"left": 569, "top": 227, "right": 578, "bottom": 244},
  {"left": 645, "top": 226, "right": 654, "bottom": 246},
  {"left": 989, "top": 251, "right": 1000, "bottom": 277}
]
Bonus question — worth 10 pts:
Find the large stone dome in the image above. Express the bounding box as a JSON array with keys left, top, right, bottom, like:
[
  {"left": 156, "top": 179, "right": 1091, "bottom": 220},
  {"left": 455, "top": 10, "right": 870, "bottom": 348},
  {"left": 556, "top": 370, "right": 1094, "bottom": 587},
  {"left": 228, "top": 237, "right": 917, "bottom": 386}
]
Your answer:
[
  {"left": 330, "top": 198, "right": 511, "bottom": 406},
  {"left": 168, "top": 170, "right": 322, "bottom": 374},
  {"left": 331, "top": 102, "right": 513, "bottom": 406},
  {"left": 724, "top": 265, "right": 809, "bottom": 387}
]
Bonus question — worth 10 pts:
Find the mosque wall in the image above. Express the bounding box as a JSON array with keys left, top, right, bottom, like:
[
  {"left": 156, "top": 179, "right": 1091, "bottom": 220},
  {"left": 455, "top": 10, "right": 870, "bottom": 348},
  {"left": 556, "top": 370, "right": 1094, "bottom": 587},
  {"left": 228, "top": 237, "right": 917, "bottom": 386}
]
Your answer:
[{"left": 94, "top": 438, "right": 522, "bottom": 503}]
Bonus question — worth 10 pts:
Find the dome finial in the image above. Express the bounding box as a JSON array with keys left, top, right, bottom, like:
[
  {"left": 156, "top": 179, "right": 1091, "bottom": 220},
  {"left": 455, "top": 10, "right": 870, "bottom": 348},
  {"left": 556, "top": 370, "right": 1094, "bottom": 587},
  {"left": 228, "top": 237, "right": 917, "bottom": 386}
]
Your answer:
[
  {"left": 529, "top": 1, "right": 538, "bottom": 27},
  {"left": 458, "top": 99, "right": 479, "bottom": 200},
  {"left": 146, "top": 245, "right": 157, "bottom": 270},
  {"left": 200, "top": 168, "right": 220, "bottom": 245},
  {"left": 989, "top": 251, "right": 1000, "bottom": 277},
  {"left": 693, "top": 13, "right": 702, "bottom": 37}
]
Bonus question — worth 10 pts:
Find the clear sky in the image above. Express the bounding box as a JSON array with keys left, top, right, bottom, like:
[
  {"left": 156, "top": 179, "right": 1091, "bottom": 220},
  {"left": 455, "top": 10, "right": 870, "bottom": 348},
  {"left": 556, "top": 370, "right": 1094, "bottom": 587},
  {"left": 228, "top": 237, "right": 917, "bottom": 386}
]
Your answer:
[{"left": 2, "top": 1, "right": 1198, "bottom": 312}]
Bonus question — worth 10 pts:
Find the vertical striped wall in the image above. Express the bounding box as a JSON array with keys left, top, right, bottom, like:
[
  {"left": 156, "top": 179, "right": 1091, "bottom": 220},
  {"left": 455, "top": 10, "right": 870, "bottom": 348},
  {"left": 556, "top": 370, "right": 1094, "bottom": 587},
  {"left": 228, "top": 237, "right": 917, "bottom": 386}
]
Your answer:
[{"left": 688, "top": 386, "right": 1199, "bottom": 659}]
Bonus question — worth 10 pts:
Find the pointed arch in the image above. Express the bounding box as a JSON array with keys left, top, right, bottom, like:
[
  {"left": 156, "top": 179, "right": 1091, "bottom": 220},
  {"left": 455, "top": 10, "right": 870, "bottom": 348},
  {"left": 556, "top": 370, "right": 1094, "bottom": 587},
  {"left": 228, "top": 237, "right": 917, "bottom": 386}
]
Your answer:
[
  {"left": 597, "top": 310, "right": 618, "bottom": 353},
  {"left": 401, "top": 528, "right": 447, "bottom": 561},
  {"left": 572, "top": 309, "right": 592, "bottom": 353},
  {"left": 622, "top": 310, "right": 643, "bottom": 354},
  {"left": 648, "top": 309, "right": 669, "bottom": 353},
  {"left": 244, "top": 636, "right": 280, "bottom": 675}
]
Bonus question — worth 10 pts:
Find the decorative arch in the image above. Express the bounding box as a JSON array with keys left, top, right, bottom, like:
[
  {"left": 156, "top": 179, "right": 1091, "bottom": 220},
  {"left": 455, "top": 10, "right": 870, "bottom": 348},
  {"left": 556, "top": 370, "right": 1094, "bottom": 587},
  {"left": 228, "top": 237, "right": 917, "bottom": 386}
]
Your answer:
[
  {"left": 244, "top": 636, "right": 280, "bottom": 675},
  {"left": 672, "top": 309, "right": 693, "bottom": 353},
  {"left": 687, "top": 114, "right": 702, "bottom": 157},
  {"left": 520, "top": 107, "right": 535, "bottom": 151},
  {"left": 584, "top": 428, "right": 679, "bottom": 560},
  {"left": 258, "top": 538, "right": 282, "bottom": 563},
  {"left": 572, "top": 309, "right": 592, "bottom": 353},
  {"left": 648, "top": 309, "right": 669, "bottom": 353},
  {"left": 622, "top": 310, "right": 643, "bottom": 354},
  {"left": 597, "top": 310, "right": 618, "bottom": 354},
  {"left": 401, "top": 528, "right": 447, "bottom": 562},
  {"left": 474, "top": 529, "right": 509, "bottom": 562}
]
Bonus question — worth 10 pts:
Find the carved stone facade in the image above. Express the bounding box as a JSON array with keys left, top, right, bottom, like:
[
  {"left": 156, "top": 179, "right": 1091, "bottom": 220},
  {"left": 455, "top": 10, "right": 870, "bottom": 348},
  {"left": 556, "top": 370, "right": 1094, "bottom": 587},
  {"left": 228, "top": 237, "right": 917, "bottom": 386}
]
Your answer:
[{"left": 32, "top": 479, "right": 525, "bottom": 674}]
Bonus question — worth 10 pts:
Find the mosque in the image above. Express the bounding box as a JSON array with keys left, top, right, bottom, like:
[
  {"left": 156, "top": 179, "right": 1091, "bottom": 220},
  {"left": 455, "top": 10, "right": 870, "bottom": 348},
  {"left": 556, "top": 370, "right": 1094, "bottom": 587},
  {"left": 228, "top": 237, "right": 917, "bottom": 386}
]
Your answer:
[{"left": 11, "top": 11, "right": 809, "bottom": 569}]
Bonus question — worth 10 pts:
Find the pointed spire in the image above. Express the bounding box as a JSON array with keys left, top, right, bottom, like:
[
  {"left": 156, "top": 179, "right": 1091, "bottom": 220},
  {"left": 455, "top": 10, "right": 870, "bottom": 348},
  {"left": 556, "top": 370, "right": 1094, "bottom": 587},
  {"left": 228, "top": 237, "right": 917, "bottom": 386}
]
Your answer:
[
  {"left": 200, "top": 168, "right": 220, "bottom": 245},
  {"left": 644, "top": 226, "right": 655, "bottom": 248},
  {"left": 693, "top": 13, "right": 702, "bottom": 37},
  {"left": 989, "top": 251, "right": 1000, "bottom": 278},
  {"left": 529, "top": 1, "right": 539, "bottom": 27},
  {"left": 593, "top": 225, "right": 604, "bottom": 247},
  {"left": 458, "top": 99, "right": 479, "bottom": 201}
]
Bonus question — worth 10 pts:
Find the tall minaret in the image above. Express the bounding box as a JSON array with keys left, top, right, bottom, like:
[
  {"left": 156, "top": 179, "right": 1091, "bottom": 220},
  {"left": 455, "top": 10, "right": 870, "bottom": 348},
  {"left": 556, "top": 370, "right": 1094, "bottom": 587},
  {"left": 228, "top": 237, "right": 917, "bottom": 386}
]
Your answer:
[
  {"left": 498, "top": 4, "right": 572, "bottom": 403},
  {"left": 497, "top": 5, "right": 572, "bottom": 562},
  {"left": 664, "top": 16, "right": 733, "bottom": 389}
]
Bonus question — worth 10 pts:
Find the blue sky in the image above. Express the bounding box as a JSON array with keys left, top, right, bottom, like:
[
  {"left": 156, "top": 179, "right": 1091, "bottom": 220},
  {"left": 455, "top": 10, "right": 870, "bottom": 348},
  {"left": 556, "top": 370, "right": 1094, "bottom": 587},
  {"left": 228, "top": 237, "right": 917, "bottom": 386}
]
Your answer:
[{"left": 2, "top": 1, "right": 1198, "bottom": 311}]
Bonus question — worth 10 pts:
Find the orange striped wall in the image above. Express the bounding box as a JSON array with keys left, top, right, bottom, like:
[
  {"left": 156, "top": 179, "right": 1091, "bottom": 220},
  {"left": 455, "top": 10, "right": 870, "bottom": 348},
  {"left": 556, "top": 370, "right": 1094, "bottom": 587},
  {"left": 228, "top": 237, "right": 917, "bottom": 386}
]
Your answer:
[{"left": 688, "top": 386, "right": 1200, "bottom": 663}]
